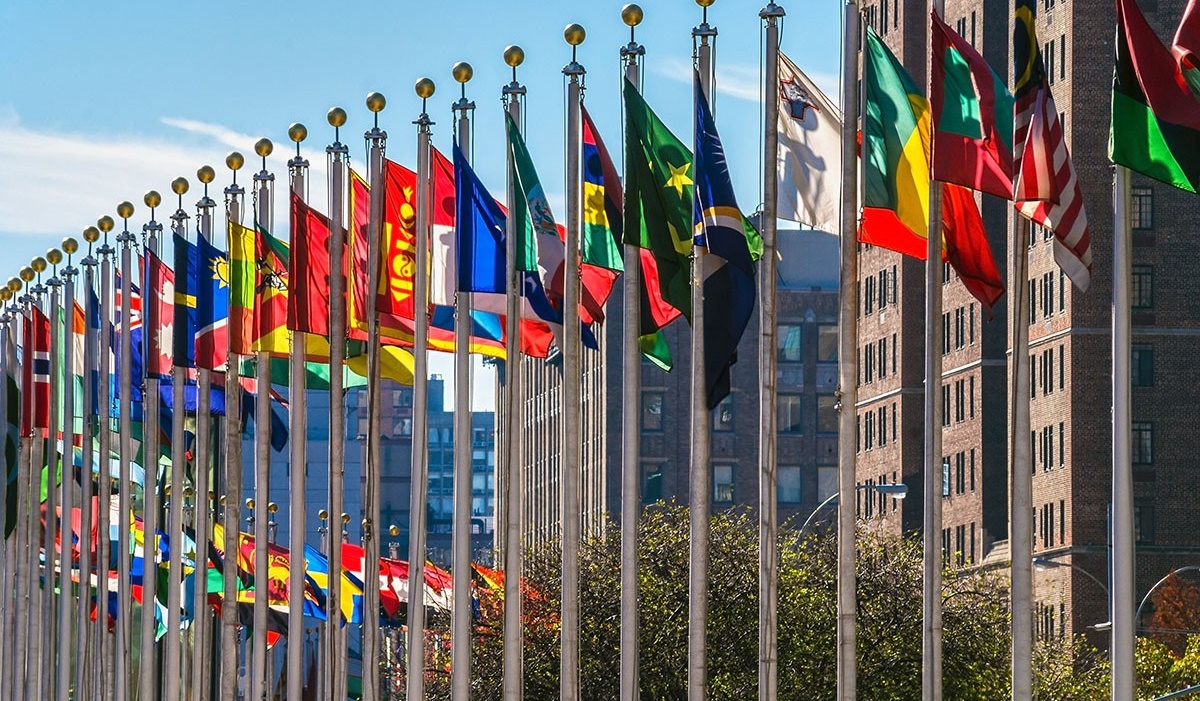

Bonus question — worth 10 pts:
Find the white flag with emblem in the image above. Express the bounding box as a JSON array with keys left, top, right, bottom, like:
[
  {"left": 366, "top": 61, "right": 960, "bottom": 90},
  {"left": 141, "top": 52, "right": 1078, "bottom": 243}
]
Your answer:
[{"left": 777, "top": 50, "right": 842, "bottom": 234}]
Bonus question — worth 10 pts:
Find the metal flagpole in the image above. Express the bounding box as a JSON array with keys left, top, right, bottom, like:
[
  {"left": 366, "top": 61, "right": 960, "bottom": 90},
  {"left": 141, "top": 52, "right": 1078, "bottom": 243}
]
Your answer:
[
  {"left": 618, "top": 10, "right": 644, "bottom": 699},
  {"left": 690, "top": 4, "right": 716, "bottom": 698},
  {"left": 286, "top": 122, "right": 310, "bottom": 701},
  {"left": 406, "top": 78, "right": 435, "bottom": 701},
  {"left": 58, "top": 240, "right": 79, "bottom": 701},
  {"left": 835, "top": 2, "right": 861, "bottom": 699},
  {"left": 0, "top": 294, "right": 13, "bottom": 701},
  {"left": 560, "top": 25, "right": 586, "bottom": 701},
  {"left": 325, "top": 107, "right": 349, "bottom": 701},
  {"left": 1009, "top": 217, "right": 1033, "bottom": 701},
  {"left": 193, "top": 167, "right": 217, "bottom": 701},
  {"left": 251, "top": 137, "right": 276, "bottom": 701},
  {"left": 1111, "top": 165, "right": 1135, "bottom": 701},
  {"left": 43, "top": 252, "right": 61, "bottom": 701},
  {"left": 95, "top": 214, "right": 116, "bottom": 701},
  {"left": 164, "top": 178, "right": 191, "bottom": 701},
  {"left": 500, "top": 45, "right": 526, "bottom": 701},
  {"left": 16, "top": 268, "right": 40, "bottom": 701},
  {"left": 77, "top": 228, "right": 100, "bottom": 701},
  {"left": 924, "top": 2, "right": 945, "bottom": 698},
  {"left": 450, "top": 61, "right": 476, "bottom": 701},
  {"left": 220, "top": 152, "right": 246, "bottom": 701},
  {"left": 758, "top": 5, "right": 784, "bottom": 700},
  {"left": 140, "top": 191, "right": 165, "bottom": 701},
  {"left": 114, "top": 200, "right": 136, "bottom": 701},
  {"left": 363, "top": 90, "right": 389, "bottom": 701}
]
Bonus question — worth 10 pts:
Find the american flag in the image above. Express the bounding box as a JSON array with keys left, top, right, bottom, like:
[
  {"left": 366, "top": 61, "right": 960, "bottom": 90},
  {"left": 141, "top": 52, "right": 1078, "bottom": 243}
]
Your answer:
[{"left": 1013, "top": 0, "right": 1093, "bottom": 291}]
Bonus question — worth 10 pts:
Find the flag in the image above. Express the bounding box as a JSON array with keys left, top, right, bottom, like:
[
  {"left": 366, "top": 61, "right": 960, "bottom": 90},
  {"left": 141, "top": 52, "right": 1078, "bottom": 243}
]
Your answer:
[
  {"left": 941, "top": 184, "right": 1004, "bottom": 311},
  {"left": 860, "top": 24, "right": 932, "bottom": 259},
  {"left": 288, "top": 193, "right": 334, "bottom": 337},
  {"left": 776, "top": 49, "right": 843, "bottom": 232},
  {"left": 252, "top": 225, "right": 292, "bottom": 357},
  {"left": 143, "top": 250, "right": 174, "bottom": 378},
  {"left": 172, "top": 234, "right": 198, "bottom": 368},
  {"left": 1174, "top": 0, "right": 1200, "bottom": 100},
  {"left": 22, "top": 306, "right": 51, "bottom": 433},
  {"left": 694, "top": 74, "right": 760, "bottom": 409},
  {"left": 930, "top": 9, "right": 1014, "bottom": 199},
  {"left": 1111, "top": 0, "right": 1200, "bottom": 194},
  {"left": 4, "top": 325, "right": 19, "bottom": 537},
  {"left": 227, "top": 222, "right": 257, "bottom": 355},
  {"left": 195, "top": 233, "right": 229, "bottom": 371},
  {"left": 1011, "top": 0, "right": 1093, "bottom": 291},
  {"left": 579, "top": 106, "right": 625, "bottom": 324}
]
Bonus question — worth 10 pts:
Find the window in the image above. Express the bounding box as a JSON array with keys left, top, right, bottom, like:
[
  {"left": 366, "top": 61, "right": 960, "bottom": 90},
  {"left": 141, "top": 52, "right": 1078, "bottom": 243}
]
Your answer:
[
  {"left": 891, "top": 334, "right": 897, "bottom": 374},
  {"left": 1132, "top": 187, "right": 1153, "bottom": 229},
  {"left": 817, "top": 395, "right": 838, "bottom": 434},
  {"left": 1029, "top": 279, "right": 1038, "bottom": 324},
  {"left": 1132, "top": 422, "right": 1153, "bottom": 464},
  {"left": 778, "top": 466, "right": 802, "bottom": 504},
  {"left": 969, "top": 376, "right": 975, "bottom": 419},
  {"left": 1133, "top": 344, "right": 1154, "bottom": 387},
  {"left": 1059, "top": 34, "right": 1066, "bottom": 82},
  {"left": 864, "top": 275, "right": 876, "bottom": 314},
  {"left": 864, "top": 342, "right": 875, "bottom": 383},
  {"left": 1059, "top": 345, "right": 1065, "bottom": 391},
  {"left": 778, "top": 324, "right": 803, "bottom": 362},
  {"left": 955, "top": 379, "right": 966, "bottom": 423},
  {"left": 941, "top": 384, "right": 951, "bottom": 427},
  {"left": 955, "top": 307, "right": 966, "bottom": 350},
  {"left": 969, "top": 304, "right": 976, "bottom": 345},
  {"left": 642, "top": 392, "right": 665, "bottom": 431},
  {"left": 817, "top": 466, "right": 837, "bottom": 501},
  {"left": 1134, "top": 498, "right": 1156, "bottom": 544},
  {"left": 1046, "top": 39, "right": 1056, "bottom": 84},
  {"left": 942, "top": 458, "right": 951, "bottom": 497},
  {"left": 1059, "top": 422, "right": 1066, "bottom": 467},
  {"left": 1132, "top": 265, "right": 1154, "bottom": 310},
  {"left": 778, "top": 395, "right": 803, "bottom": 433},
  {"left": 878, "top": 338, "right": 887, "bottom": 379},
  {"left": 713, "top": 464, "right": 735, "bottom": 503},
  {"left": 713, "top": 395, "right": 735, "bottom": 432},
  {"left": 818, "top": 325, "right": 838, "bottom": 362},
  {"left": 878, "top": 405, "right": 888, "bottom": 446},
  {"left": 878, "top": 269, "right": 888, "bottom": 309},
  {"left": 863, "top": 412, "right": 875, "bottom": 450},
  {"left": 942, "top": 312, "right": 951, "bottom": 355},
  {"left": 642, "top": 462, "right": 665, "bottom": 504}
]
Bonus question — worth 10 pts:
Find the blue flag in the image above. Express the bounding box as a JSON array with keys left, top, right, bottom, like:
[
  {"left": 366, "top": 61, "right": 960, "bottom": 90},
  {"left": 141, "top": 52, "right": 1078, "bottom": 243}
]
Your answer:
[
  {"left": 194, "top": 233, "right": 229, "bottom": 371},
  {"left": 173, "top": 234, "right": 199, "bottom": 368},
  {"left": 454, "top": 144, "right": 507, "bottom": 295}
]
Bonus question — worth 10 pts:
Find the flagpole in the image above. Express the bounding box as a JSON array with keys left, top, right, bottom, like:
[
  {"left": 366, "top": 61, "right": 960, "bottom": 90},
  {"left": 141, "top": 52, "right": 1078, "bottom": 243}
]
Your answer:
[
  {"left": 164, "top": 178, "right": 191, "bottom": 701},
  {"left": 43, "top": 251, "right": 62, "bottom": 701},
  {"left": 758, "top": 5, "right": 785, "bottom": 700},
  {"left": 114, "top": 200, "right": 136, "bottom": 701},
  {"left": 0, "top": 294, "right": 13, "bottom": 701},
  {"left": 406, "top": 79, "right": 435, "bottom": 701},
  {"left": 286, "top": 123, "right": 310, "bottom": 701},
  {"left": 450, "top": 61, "right": 476, "bottom": 701},
  {"left": 220, "top": 153, "right": 246, "bottom": 701},
  {"left": 139, "top": 191, "right": 165, "bottom": 701},
  {"left": 325, "top": 108, "right": 350, "bottom": 701},
  {"left": 1111, "top": 165, "right": 1135, "bottom": 701},
  {"left": 835, "top": 2, "right": 861, "bottom": 699},
  {"left": 618, "top": 11, "right": 644, "bottom": 700},
  {"left": 192, "top": 168, "right": 217, "bottom": 701},
  {"left": 251, "top": 138, "right": 276, "bottom": 701},
  {"left": 690, "top": 4, "right": 716, "bottom": 698},
  {"left": 1009, "top": 217, "right": 1033, "bottom": 701},
  {"left": 76, "top": 229, "right": 99, "bottom": 701},
  {"left": 15, "top": 267, "right": 40, "bottom": 701},
  {"left": 500, "top": 45, "right": 526, "bottom": 701},
  {"left": 94, "top": 215, "right": 116, "bottom": 701},
  {"left": 57, "top": 239, "right": 79, "bottom": 701}
]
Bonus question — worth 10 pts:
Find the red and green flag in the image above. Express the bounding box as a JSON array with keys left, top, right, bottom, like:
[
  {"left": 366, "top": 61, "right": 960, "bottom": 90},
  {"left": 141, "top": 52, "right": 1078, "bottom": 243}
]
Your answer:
[{"left": 1173, "top": 0, "right": 1200, "bottom": 101}]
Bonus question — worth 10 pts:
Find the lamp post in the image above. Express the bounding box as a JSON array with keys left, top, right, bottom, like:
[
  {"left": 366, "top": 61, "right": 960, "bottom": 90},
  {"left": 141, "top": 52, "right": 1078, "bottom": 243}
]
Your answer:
[
  {"left": 1032, "top": 557, "right": 1110, "bottom": 596},
  {"left": 800, "top": 482, "right": 909, "bottom": 535}
]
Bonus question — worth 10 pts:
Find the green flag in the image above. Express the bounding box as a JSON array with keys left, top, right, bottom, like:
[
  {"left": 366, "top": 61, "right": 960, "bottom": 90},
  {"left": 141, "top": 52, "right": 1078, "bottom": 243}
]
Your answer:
[{"left": 505, "top": 113, "right": 552, "bottom": 274}]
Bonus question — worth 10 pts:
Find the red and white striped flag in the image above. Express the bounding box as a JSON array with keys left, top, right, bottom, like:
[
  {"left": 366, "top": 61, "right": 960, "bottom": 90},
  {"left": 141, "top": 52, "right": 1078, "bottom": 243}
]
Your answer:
[{"left": 1013, "top": 0, "right": 1093, "bottom": 291}]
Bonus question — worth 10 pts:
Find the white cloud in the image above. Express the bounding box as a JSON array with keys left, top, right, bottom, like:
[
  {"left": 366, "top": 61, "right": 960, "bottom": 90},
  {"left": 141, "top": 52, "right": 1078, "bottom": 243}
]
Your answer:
[{"left": 160, "top": 117, "right": 257, "bottom": 151}]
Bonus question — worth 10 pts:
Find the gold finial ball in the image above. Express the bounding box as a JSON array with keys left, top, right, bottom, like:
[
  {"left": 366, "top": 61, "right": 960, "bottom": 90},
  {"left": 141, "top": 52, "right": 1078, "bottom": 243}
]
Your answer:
[
  {"left": 288, "top": 123, "right": 307, "bottom": 143},
  {"left": 31, "top": 257, "right": 47, "bottom": 273},
  {"left": 226, "top": 151, "right": 245, "bottom": 171},
  {"left": 83, "top": 227, "right": 100, "bottom": 244},
  {"left": 246, "top": 498, "right": 256, "bottom": 510},
  {"left": 62, "top": 237, "right": 79, "bottom": 255},
  {"left": 254, "top": 138, "right": 273, "bottom": 158},
  {"left": 116, "top": 201, "right": 134, "bottom": 220},
  {"left": 452, "top": 61, "right": 473, "bottom": 84},
  {"left": 98, "top": 215, "right": 114, "bottom": 233},
  {"left": 504, "top": 45, "right": 525, "bottom": 68},
  {"left": 47, "top": 249, "right": 63, "bottom": 266},
  {"left": 184, "top": 486, "right": 194, "bottom": 498},
  {"left": 696, "top": 0, "right": 715, "bottom": 6},
  {"left": 219, "top": 495, "right": 227, "bottom": 506},
  {"left": 318, "top": 509, "right": 329, "bottom": 520},
  {"left": 389, "top": 525, "right": 400, "bottom": 537},
  {"left": 0, "top": 289, "right": 10, "bottom": 303},
  {"left": 8, "top": 277, "right": 22, "bottom": 291},
  {"left": 341, "top": 513, "right": 351, "bottom": 525},
  {"left": 366, "top": 92, "right": 386, "bottom": 113},
  {"left": 327, "top": 107, "right": 347, "bottom": 128},
  {"left": 144, "top": 190, "right": 162, "bottom": 209},
  {"left": 564, "top": 23, "right": 586, "bottom": 46},
  {"left": 19, "top": 268, "right": 34, "bottom": 283},
  {"left": 268, "top": 502, "right": 278, "bottom": 514},
  {"left": 171, "top": 177, "right": 189, "bottom": 196},
  {"left": 164, "top": 485, "right": 171, "bottom": 497},
  {"left": 622, "top": 3, "right": 644, "bottom": 26},
  {"left": 414, "top": 78, "right": 435, "bottom": 100},
  {"left": 197, "top": 165, "right": 215, "bottom": 184}
]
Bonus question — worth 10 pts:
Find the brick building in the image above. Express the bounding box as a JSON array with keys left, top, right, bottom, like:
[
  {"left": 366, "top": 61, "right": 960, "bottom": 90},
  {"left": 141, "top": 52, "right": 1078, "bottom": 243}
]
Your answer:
[{"left": 857, "top": 0, "right": 1200, "bottom": 645}]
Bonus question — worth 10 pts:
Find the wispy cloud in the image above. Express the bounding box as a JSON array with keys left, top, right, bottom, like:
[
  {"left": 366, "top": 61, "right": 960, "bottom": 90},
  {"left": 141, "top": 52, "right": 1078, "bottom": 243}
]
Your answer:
[
  {"left": 161, "top": 117, "right": 257, "bottom": 151},
  {"left": 654, "top": 58, "right": 841, "bottom": 107}
]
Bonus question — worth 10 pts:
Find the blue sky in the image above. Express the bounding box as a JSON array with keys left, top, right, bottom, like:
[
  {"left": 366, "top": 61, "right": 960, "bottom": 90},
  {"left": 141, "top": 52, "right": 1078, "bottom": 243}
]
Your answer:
[{"left": 0, "top": 0, "right": 842, "bottom": 409}]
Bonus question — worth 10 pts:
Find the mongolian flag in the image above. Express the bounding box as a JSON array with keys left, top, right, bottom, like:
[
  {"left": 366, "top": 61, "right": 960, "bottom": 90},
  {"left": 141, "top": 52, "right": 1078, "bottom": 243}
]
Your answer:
[
  {"left": 194, "top": 233, "right": 229, "bottom": 371},
  {"left": 172, "top": 234, "right": 198, "bottom": 368},
  {"left": 287, "top": 193, "right": 334, "bottom": 337}
]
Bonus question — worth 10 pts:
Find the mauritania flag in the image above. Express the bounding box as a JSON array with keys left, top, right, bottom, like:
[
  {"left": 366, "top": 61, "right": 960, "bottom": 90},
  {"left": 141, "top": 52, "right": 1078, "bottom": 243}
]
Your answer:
[
  {"left": 1111, "top": 0, "right": 1200, "bottom": 193},
  {"left": 777, "top": 50, "right": 843, "bottom": 233},
  {"left": 860, "top": 24, "right": 932, "bottom": 259},
  {"left": 694, "top": 73, "right": 760, "bottom": 410}
]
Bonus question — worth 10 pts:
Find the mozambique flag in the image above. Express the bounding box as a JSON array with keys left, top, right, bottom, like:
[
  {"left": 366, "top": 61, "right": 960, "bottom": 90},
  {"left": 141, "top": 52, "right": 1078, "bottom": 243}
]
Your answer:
[
  {"left": 930, "top": 9, "right": 1014, "bottom": 198},
  {"left": 861, "top": 24, "right": 932, "bottom": 259},
  {"left": 228, "top": 222, "right": 256, "bottom": 355},
  {"left": 1111, "top": 0, "right": 1200, "bottom": 193},
  {"left": 1174, "top": 0, "right": 1200, "bottom": 101},
  {"left": 172, "top": 234, "right": 198, "bottom": 368}
]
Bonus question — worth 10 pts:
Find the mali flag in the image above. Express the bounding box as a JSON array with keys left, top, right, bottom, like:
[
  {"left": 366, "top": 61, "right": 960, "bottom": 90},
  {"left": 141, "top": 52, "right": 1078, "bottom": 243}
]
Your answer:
[
  {"left": 1111, "top": 0, "right": 1200, "bottom": 193},
  {"left": 861, "top": 24, "right": 932, "bottom": 259}
]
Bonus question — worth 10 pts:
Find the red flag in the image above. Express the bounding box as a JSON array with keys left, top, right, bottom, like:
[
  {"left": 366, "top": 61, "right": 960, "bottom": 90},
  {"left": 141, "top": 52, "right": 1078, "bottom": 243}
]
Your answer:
[
  {"left": 143, "top": 250, "right": 175, "bottom": 377},
  {"left": 287, "top": 193, "right": 334, "bottom": 337},
  {"left": 1174, "top": 0, "right": 1200, "bottom": 99},
  {"left": 941, "top": 183, "right": 1004, "bottom": 312}
]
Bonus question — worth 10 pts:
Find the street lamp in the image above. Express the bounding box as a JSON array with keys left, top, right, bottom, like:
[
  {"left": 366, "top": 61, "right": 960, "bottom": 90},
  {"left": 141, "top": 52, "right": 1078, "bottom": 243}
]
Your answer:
[
  {"left": 799, "top": 482, "right": 908, "bottom": 534},
  {"left": 1135, "top": 565, "right": 1200, "bottom": 632},
  {"left": 1033, "top": 556, "right": 1110, "bottom": 595}
]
